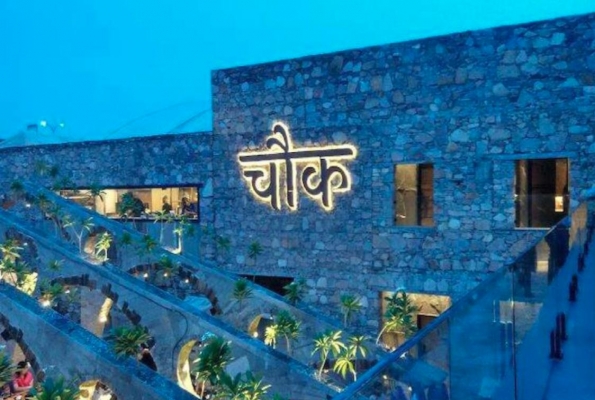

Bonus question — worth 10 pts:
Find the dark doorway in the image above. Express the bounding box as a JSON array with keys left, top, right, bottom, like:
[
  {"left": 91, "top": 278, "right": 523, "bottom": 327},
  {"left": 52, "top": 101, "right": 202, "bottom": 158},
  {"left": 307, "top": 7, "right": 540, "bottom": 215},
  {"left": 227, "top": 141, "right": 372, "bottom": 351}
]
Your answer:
[{"left": 241, "top": 275, "right": 294, "bottom": 296}]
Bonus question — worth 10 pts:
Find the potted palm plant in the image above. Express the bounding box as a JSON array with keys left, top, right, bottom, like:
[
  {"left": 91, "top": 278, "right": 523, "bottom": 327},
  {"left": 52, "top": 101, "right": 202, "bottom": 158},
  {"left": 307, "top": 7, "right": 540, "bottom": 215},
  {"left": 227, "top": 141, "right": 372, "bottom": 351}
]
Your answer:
[
  {"left": 32, "top": 377, "right": 79, "bottom": 400},
  {"left": 0, "top": 351, "right": 15, "bottom": 389},
  {"left": 312, "top": 330, "right": 346, "bottom": 379},
  {"left": 192, "top": 336, "right": 232, "bottom": 398},
  {"left": 106, "top": 325, "right": 151, "bottom": 358},
  {"left": 376, "top": 289, "right": 419, "bottom": 348},
  {"left": 232, "top": 278, "right": 253, "bottom": 314},
  {"left": 340, "top": 294, "right": 362, "bottom": 327}
]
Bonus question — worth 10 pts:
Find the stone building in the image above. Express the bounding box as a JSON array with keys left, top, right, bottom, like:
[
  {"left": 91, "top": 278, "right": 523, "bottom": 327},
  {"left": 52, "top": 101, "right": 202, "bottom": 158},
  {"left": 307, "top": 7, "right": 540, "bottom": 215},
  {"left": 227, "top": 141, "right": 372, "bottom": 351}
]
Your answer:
[{"left": 2, "top": 11, "right": 595, "bottom": 331}]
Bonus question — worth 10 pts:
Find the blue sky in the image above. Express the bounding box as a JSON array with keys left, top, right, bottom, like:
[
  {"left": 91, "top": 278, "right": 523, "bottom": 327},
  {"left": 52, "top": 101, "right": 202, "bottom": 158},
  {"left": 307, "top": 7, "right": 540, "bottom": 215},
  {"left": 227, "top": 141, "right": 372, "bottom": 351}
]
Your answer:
[{"left": 1, "top": 0, "right": 594, "bottom": 141}]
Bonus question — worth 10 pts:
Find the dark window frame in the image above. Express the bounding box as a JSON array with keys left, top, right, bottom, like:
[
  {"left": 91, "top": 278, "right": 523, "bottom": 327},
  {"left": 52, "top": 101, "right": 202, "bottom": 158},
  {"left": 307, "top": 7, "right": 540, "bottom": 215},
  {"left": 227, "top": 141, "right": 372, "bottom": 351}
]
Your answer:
[
  {"left": 514, "top": 158, "right": 569, "bottom": 228},
  {"left": 394, "top": 163, "right": 434, "bottom": 227}
]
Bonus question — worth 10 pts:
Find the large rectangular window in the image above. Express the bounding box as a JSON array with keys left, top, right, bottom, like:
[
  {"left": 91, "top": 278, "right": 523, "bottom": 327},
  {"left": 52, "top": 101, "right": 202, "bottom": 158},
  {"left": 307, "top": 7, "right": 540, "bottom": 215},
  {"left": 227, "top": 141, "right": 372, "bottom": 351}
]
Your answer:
[
  {"left": 515, "top": 158, "right": 569, "bottom": 228},
  {"left": 394, "top": 164, "right": 434, "bottom": 226},
  {"left": 59, "top": 186, "right": 200, "bottom": 220}
]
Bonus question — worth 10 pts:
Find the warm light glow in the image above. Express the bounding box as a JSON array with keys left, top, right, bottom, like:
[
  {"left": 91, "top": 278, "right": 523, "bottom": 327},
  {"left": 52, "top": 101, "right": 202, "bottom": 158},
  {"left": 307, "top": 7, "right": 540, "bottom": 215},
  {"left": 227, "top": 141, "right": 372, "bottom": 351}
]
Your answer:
[
  {"left": 238, "top": 121, "right": 357, "bottom": 211},
  {"left": 99, "top": 315, "right": 108, "bottom": 323},
  {"left": 252, "top": 331, "right": 259, "bottom": 338},
  {"left": 555, "top": 195, "right": 564, "bottom": 212},
  {"left": 163, "top": 272, "right": 168, "bottom": 277},
  {"left": 41, "top": 299, "right": 51, "bottom": 307}
]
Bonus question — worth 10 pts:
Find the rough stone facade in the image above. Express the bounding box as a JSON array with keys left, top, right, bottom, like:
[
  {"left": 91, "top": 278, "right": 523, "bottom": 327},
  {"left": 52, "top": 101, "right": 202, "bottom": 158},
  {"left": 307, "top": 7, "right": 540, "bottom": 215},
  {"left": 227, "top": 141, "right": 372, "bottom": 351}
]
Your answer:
[
  {"left": 210, "top": 12, "right": 595, "bottom": 329},
  {"left": 0, "top": 133, "right": 215, "bottom": 227},
  {"left": 1, "top": 13, "right": 595, "bottom": 331}
]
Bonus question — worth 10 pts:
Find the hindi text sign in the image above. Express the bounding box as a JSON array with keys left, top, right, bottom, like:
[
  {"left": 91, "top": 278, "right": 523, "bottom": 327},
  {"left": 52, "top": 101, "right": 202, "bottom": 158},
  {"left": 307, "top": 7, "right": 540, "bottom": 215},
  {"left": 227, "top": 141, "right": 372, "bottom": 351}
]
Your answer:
[{"left": 238, "top": 123, "right": 356, "bottom": 211}]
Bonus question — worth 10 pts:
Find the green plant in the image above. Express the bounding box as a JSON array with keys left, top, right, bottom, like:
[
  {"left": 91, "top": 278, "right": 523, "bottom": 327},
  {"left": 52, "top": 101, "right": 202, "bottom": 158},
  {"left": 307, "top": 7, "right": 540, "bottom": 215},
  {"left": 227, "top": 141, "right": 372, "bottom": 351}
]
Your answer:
[
  {"left": 138, "top": 235, "right": 158, "bottom": 265},
  {"left": 50, "top": 176, "right": 74, "bottom": 192},
  {"left": 118, "top": 232, "right": 134, "bottom": 263},
  {"left": 241, "top": 372, "right": 271, "bottom": 400},
  {"left": 48, "top": 259, "right": 63, "bottom": 272},
  {"left": 33, "top": 376, "right": 79, "bottom": 400},
  {"left": 0, "top": 259, "right": 32, "bottom": 292},
  {"left": 348, "top": 335, "right": 369, "bottom": 377},
  {"left": 232, "top": 279, "right": 253, "bottom": 312},
  {"left": 34, "top": 161, "right": 49, "bottom": 176},
  {"left": 333, "top": 349, "right": 356, "bottom": 381},
  {"left": 157, "top": 256, "right": 178, "bottom": 278},
  {"left": 215, "top": 235, "right": 230, "bottom": 252},
  {"left": 36, "top": 193, "right": 51, "bottom": 213},
  {"left": 94, "top": 232, "right": 112, "bottom": 262},
  {"left": 63, "top": 216, "right": 94, "bottom": 254},
  {"left": 0, "top": 239, "right": 22, "bottom": 262},
  {"left": 106, "top": 325, "right": 151, "bottom": 358},
  {"left": 39, "top": 280, "right": 65, "bottom": 307},
  {"left": 0, "top": 351, "right": 14, "bottom": 388},
  {"left": 273, "top": 311, "right": 301, "bottom": 355},
  {"left": 174, "top": 215, "right": 194, "bottom": 253},
  {"left": 88, "top": 183, "right": 106, "bottom": 203},
  {"left": 117, "top": 192, "right": 143, "bottom": 221},
  {"left": 216, "top": 372, "right": 271, "bottom": 400},
  {"left": 283, "top": 279, "right": 305, "bottom": 305},
  {"left": 140, "top": 235, "right": 158, "bottom": 255},
  {"left": 264, "top": 324, "right": 278, "bottom": 349},
  {"left": 216, "top": 372, "right": 245, "bottom": 400},
  {"left": 192, "top": 336, "right": 233, "bottom": 398},
  {"left": 340, "top": 294, "right": 362, "bottom": 327},
  {"left": 312, "top": 330, "right": 346, "bottom": 378},
  {"left": 153, "top": 211, "right": 170, "bottom": 244},
  {"left": 247, "top": 241, "right": 263, "bottom": 261},
  {"left": 376, "top": 290, "right": 419, "bottom": 345}
]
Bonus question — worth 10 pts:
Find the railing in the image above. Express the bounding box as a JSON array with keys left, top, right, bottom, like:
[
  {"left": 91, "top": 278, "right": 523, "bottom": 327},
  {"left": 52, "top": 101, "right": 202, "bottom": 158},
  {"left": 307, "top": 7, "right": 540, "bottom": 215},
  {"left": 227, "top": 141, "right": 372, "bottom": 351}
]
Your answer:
[{"left": 333, "top": 201, "right": 593, "bottom": 400}]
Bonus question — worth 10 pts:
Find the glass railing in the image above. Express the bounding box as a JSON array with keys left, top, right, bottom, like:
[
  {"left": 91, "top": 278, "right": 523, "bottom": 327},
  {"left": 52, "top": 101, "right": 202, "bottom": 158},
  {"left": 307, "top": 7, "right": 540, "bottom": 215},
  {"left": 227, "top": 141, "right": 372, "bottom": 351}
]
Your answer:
[{"left": 334, "top": 201, "right": 593, "bottom": 400}]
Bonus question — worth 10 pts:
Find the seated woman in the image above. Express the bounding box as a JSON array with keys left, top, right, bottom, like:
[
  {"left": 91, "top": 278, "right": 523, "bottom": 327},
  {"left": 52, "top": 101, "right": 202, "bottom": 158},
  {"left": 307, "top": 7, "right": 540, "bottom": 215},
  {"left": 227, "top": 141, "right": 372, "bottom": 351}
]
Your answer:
[{"left": 11, "top": 361, "right": 33, "bottom": 395}]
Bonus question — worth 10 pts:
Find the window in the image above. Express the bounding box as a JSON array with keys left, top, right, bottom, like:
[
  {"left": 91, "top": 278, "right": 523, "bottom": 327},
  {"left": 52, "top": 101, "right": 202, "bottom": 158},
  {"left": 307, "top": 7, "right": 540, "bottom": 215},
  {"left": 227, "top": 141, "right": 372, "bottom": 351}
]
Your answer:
[
  {"left": 394, "top": 164, "right": 434, "bottom": 226},
  {"left": 515, "top": 158, "right": 569, "bottom": 228},
  {"left": 59, "top": 186, "right": 200, "bottom": 220}
]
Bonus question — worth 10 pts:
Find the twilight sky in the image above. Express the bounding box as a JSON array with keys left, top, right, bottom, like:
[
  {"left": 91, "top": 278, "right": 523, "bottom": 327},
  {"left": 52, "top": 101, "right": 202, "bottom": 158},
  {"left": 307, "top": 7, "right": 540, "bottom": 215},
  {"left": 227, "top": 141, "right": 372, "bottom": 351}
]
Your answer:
[{"left": 1, "top": 0, "right": 594, "bottom": 142}]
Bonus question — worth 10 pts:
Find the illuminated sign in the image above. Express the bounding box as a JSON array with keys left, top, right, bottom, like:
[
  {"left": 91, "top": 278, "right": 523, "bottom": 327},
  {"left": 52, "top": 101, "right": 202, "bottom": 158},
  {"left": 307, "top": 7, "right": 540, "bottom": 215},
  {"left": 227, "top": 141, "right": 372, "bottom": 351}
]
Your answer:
[{"left": 238, "top": 122, "right": 357, "bottom": 211}]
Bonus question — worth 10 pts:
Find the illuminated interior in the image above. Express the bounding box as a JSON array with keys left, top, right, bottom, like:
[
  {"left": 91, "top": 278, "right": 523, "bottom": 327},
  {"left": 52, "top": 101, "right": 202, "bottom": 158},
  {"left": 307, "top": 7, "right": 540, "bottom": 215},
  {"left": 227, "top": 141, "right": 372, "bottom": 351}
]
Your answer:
[{"left": 58, "top": 186, "right": 199, "bottom": 219}]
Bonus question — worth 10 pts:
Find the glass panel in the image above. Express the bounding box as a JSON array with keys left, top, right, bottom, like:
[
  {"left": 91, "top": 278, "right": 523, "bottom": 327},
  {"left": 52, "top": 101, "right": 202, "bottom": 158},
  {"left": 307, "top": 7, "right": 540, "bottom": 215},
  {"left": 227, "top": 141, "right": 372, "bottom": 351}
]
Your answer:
[{"left": 336, "top": 202, "right": 593, "bottom": 400}]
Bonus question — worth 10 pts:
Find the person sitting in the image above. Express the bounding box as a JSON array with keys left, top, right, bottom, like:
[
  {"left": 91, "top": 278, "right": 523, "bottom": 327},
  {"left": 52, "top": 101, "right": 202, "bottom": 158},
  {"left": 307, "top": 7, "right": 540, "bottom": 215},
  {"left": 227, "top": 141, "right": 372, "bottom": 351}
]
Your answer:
[
  {"left": 12, "top": 361, "right": 34, "bottom": 394},
  {"left": 162, "top": 196, "right": 172, "bottom": 213}
]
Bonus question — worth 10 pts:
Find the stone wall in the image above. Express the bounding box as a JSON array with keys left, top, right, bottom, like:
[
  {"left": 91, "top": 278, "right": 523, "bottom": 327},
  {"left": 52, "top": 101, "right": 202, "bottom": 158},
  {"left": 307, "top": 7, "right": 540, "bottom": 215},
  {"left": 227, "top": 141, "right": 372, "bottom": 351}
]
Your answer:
[
  {"left": 0, "top": 133, "right": 215, "bottom": 226},
  {"left": 211, "top": 12, "right": 595, "bottom": 329}
]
